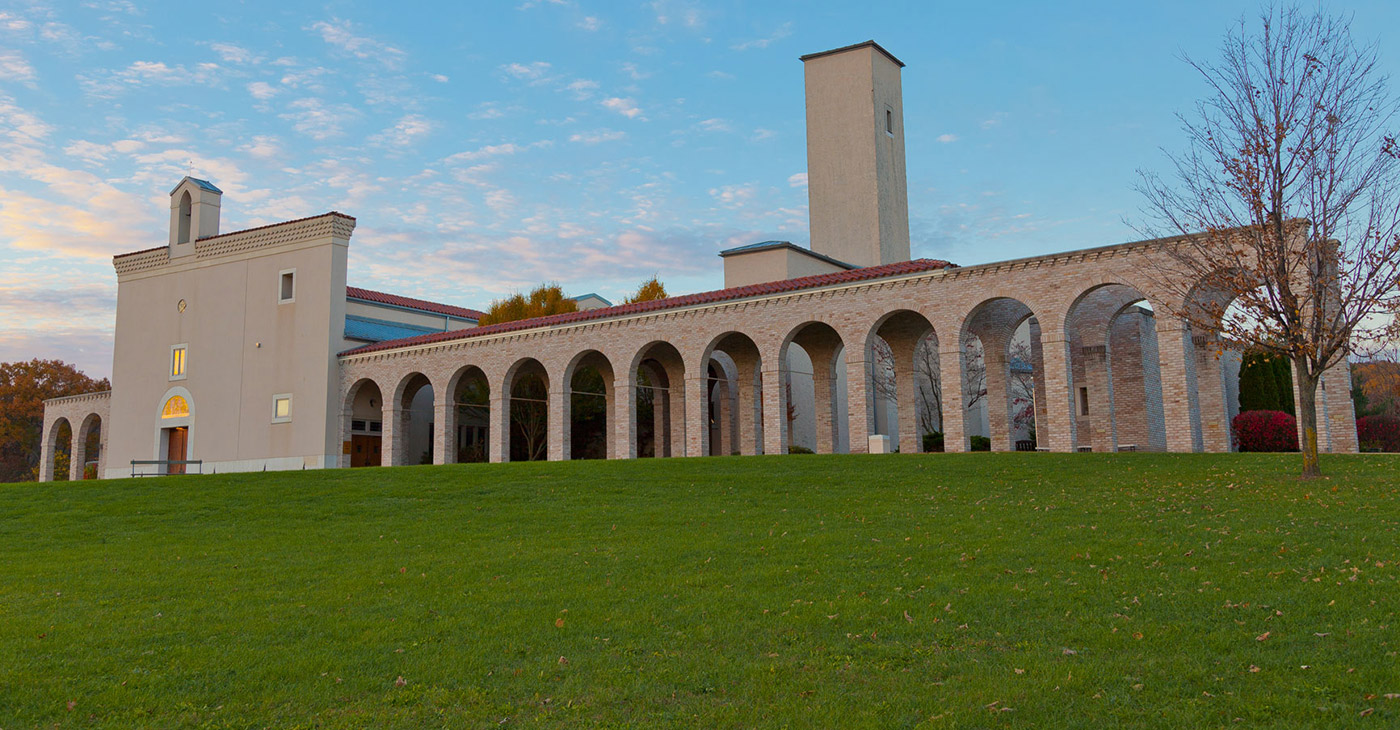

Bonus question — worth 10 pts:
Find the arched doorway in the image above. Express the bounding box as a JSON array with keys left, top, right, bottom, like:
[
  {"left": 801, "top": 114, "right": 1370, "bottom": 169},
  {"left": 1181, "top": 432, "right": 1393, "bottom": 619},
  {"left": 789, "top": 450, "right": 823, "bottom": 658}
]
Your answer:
[
  {"left": 392, "top": 373, "right": 434, "bottom": 466},
  {"left": 780, "top": 322, "right": 846, "bottom": 454},
  {"left": 505, "top": 358, "right": 550, "bottom": 461},
  {"left": 75, "top": 413, "right": 102, "bottom": 480},
  {"left": 46, "top": 417, "right": 72, "bottom": 482},
  {"left": 700, "top": 332, "right": 764, "bottom": 456},
  {"left": 345, "top": 379, "right": 383, "bottom": 467},
  {"left": 565, "top": 350, "right": 613, "bottom": 460},
  {"left": 630, "top": 342, "right": 686, "bottom": 458},
  {"left": 447, "top": 366, "right": 490, "bottom": 463},
  {"left": 866, "top": 310, "right": 939, "bottom": 453},
  {"left": 960, "top": 298, "right": 1046, "bottom": 452}
]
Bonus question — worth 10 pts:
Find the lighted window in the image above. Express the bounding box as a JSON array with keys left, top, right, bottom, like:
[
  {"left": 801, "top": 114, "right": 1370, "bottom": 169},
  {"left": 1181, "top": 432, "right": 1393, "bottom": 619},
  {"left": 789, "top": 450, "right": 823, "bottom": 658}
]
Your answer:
[
  {"left": 162, "top": 395, "right": 189, "bottom": 419},
  {"left": 279, "top": 270, "right": 295, "bottom": 303},
  {"left": 170, "top": 345, "right": 187, "bottom": 379},
  {"left": 272, "top": 394, "right": 292, "bottom": 423}
]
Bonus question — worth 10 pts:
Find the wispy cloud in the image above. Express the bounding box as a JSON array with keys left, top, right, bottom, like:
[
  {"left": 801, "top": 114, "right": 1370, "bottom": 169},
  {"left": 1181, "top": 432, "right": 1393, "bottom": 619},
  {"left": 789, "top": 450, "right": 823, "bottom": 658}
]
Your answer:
[
  {"left": 731, "top": 21, "right": 792, "bottom": 51},
  {"left": 569, "top": 129, "right": 625, "bottom": 144},
  {"left": 0, "top": 49, "right": 35, "bottom": 83},
  {"left": 208, "top": 42, "right": 260, "bottom": 65},
  {"left": 787, "top": 172, "right": 807, "bottom": 188},
  {"left": 79, "top": 61, "right": 224, "bottom": 97},
  {"left": 500, "top": 61, "right": 552, "bottom": 82},
  {"left": 280, "top": 97, "right": 359, "bottom": 140},
  {"left": 373, "top": 114, "right": 434, "bottom": 148},
  {"left": 309, "top": 18, "right": 406, "bottom": 70},
  {"left": 578, "top": 16, "right": 601, "bottom": 31},
  {"left": 601, "top": 96, "right": 642, "bottom": 119},
  {"left": 936, "top": 133, "right": 958, "bottom": 143}
]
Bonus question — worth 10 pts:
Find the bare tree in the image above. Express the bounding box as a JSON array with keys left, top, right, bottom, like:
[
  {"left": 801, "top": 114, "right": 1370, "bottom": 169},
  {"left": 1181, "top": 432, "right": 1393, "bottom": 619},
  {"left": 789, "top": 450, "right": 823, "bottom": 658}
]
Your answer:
[{"left": 1137, "top": 6, "right": 1400, "bottom": 477}]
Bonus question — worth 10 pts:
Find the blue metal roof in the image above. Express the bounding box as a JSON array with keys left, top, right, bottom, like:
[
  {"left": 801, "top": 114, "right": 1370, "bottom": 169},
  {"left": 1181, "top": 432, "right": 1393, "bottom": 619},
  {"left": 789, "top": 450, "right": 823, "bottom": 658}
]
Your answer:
[
  {"left": 168, "top": 176, "right": 223, "bottom": 195},
  {"left": 344, "top": 315, "right": 440, "bottom": 343}
]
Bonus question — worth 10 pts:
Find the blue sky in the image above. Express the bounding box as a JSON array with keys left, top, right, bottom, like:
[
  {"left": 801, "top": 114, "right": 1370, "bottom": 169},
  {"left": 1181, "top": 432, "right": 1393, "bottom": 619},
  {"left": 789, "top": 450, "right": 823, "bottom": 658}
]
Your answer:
[{"left": 3, "top": 0, "right": 1399, "bottom": 378}]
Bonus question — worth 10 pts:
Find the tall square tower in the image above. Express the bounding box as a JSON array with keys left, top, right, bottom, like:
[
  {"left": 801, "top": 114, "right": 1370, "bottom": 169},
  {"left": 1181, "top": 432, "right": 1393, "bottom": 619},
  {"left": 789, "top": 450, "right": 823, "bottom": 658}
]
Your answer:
[{"left": 801, "top": 41, "right": 911, "bottom": 268}]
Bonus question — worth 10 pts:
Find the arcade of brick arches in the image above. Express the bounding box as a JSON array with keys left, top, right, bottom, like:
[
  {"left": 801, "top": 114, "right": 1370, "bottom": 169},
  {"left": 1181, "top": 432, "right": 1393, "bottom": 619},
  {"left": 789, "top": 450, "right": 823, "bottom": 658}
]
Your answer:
[{"left": 337, "top": 243, "right": 1359, "bottom": 468}]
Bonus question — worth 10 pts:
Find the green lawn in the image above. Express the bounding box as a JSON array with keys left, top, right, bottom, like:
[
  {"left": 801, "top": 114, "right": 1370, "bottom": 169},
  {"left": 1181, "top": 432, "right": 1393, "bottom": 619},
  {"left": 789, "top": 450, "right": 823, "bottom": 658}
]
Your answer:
[{"left": 2, "top": 454, "right": 1398, "bottom": 728}]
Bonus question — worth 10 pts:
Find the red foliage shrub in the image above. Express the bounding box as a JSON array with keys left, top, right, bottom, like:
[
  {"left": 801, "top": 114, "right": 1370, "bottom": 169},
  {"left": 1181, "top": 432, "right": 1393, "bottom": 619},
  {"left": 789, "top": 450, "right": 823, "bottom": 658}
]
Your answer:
[
  {"left": 1232, "top": 410, "right": 1299, "bottom": 452},
  {"left": 1357, "top": 415, "right": 1400, "bottom": 453}
]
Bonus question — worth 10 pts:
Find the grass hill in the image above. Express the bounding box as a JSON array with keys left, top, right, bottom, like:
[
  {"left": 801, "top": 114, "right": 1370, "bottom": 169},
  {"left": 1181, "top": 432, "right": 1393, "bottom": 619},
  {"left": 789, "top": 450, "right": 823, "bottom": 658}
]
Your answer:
[{"left": 2, "top": 453, "right": 1398, "bottom": 728}]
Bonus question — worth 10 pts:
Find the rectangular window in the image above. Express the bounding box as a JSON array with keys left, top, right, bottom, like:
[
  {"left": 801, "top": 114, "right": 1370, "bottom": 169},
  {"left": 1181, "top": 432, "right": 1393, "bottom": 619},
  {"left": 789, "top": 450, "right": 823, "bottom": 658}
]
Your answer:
[
  {"left": 272, "top": 393, "right": 292, "bottom": 423},
  {"left": 886, "top": 108, "right": 893, "bottom": 135},
  {"left": 1079, "top": 387, "right": 1090, "bottom": 416},
  {"left": 170, "top": 344, "right": 187, "bottom": 380},
  {"left": 279, "top": 269, "right": 296, "bottom": 303}
]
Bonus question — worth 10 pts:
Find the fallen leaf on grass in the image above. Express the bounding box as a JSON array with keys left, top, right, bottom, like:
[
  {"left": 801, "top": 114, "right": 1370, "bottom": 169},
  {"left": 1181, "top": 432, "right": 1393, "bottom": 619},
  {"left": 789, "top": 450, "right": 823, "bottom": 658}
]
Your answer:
[
  {"left": 904, "top": 611, "right": 914, "bottom": 623},
  {"left": 1256, "top": 632, "right": 1271, "bottom": 642},
  {"left": 1250, "top": 666, "right": 1261, "bottom": 673},
  {"left": 394, "top": 676, "right": 407, "bottom": 687},
  {"left": 1360, "top": 708, "right": 1374, "bottom": 717},
  {"left": 66, "top": 700, "right": 76, "bottom": 712},
  {"left": 555, "top": 617, "right": 565, "bottom": 628}
]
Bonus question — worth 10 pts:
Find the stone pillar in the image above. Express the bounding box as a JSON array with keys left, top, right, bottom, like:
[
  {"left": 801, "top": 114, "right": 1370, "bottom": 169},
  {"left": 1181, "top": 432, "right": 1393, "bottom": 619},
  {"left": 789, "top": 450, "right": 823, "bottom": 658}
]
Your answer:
[
  {"left": 1029, "top": 320, "right": 1049, "bottom": 447},
  {"left": 761, "top": 364, "right": 788, "bottom": 456},
  {"left": 668, "top": 372, "right": 687, "bottom": 458},
  {"left": 1194, "top": 339, "right": 1231, "bottom": 453},
  {"left": 1082, "top": 347, "right": 1115, "bottom": 452},
  {"left": 1321, "top": 362, "right": 1359, "bottom": 453},
  {"left": 733, "top": 355, "right": 761, "bottom": 456},
  {"left": 686, "top": 376, "right": 709, "bottom": 457},
  {"left": 381, "top": 405, "right": 405, "bottom": 466},
  {"left": 716, "top": 380, "right": 733, "bottom": 456},
  {"left": 1038, "top": 336, "right": 1076, "bottom": 452},
  {"left": 489, "top": 394, "right": 510, "bottom": 463},
  {"left": 982, "top": 338, "right": 1011, "bottom": 452},
  {"left": 891, "top": 343, "right": 921, "bottom": 454},
  {"left": 612, "top": 377, "right": 637, "bottom": 459},
  {"left": 38, "top": 424, "right": 54, "bottom": 482},
  {"left": 70, "top": 424, "right": 87, "bottom": 482},
  {"left": 810, "top": 347, "right": 839, "bottom": 454},
  {"left": 846, "top": 353, "right": 872, "bottom": 454},
  {"left": 547, "top": 385, "right": 566, "bottom": 462},
  {"left": 432, "top": 398, "right": 451, "bottom": 465},
  {"left": 939, "top": 346, "right": 967, "bottom": 452},
  {"left": 1155, "top": 319, "right": 1201, "bottom": 453}
]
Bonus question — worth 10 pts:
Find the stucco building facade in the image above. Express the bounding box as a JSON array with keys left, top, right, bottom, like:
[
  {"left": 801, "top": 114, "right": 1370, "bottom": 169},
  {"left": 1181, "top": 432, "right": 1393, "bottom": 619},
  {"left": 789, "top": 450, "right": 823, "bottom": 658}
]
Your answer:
[{"left": 39, "top": 40, "right": 1358, "bottom": 481}]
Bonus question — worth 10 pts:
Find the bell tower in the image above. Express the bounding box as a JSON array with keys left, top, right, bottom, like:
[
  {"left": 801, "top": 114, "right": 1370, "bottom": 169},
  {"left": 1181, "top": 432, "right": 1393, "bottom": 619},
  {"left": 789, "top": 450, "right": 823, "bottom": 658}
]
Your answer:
[
  {"left": 801, "top": 41, "right": 911, "bottom": 268},
  {"left": 168, "top": 176, "right": 222, "bottom": 257}
]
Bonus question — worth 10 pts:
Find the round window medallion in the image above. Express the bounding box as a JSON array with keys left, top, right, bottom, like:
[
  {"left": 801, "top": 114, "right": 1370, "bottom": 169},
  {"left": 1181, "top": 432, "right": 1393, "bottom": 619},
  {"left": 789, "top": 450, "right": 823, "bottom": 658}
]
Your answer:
[{"left": 178, "top": 299, "right": 187, "bottom": 313}]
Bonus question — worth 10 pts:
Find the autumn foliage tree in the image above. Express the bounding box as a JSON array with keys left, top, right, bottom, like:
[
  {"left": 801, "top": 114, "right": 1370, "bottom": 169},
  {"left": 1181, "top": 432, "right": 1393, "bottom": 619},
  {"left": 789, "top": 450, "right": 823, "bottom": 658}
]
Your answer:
[
  {"left": 1137, "top": 6, "right": 1400, "bottom": 477},
  {"left": 477, "top": 283, "right": 578, "bottom": 326},
  {"left": 0, "top": 359, "right": 109, "bottom": 482},
  {"left": 625, "top": 277, "right": 669, "bottom": 304}
]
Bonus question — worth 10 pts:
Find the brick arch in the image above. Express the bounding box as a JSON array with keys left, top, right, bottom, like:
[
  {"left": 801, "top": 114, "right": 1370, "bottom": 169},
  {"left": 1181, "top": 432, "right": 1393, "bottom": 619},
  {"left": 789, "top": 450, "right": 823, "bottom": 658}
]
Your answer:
[
  {"left": 562, "top": 349, "right": 615, "bottom": 461},
  {"left": 74, "top": 412, "right": 103, "bottom": 481},
  {"left": 342, "top": 377, "right": 384, "bottom": 468},
  {"left": 696, "top": 331, "right": 765, "bottom": 457},
  {"left": 441, "top": 364, "right": 491, "bottom": 465},
  {"left": 43, "top": 416, "right": 73, "bottom": 482},
  {"left": 503, "top": 357, "right": 551, "bottom": 462},
  {"left": 626, "top": 341, "right": 687, "bottom": 458},
  {"left": 778, "top": 321, "right": 848, "bottom": 455},
  {"left": 1063, "top": 282, "right": 1168, "bottom": 453},
  {"left": 863, "top": 309, "right": 939, "bottom": 454}
]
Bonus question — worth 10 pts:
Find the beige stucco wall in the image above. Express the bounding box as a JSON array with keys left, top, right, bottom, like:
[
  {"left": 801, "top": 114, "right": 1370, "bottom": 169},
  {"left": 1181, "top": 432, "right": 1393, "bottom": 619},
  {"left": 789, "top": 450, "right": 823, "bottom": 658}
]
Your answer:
[
  {"left": 104, "top": 214, "right": 352, "bottom": 478},
  {"left": 723, "top": 246, "right": 848, "bottom": 288},
  {"left": 804, "top": 43, "right": 910, "bottom": 268}
]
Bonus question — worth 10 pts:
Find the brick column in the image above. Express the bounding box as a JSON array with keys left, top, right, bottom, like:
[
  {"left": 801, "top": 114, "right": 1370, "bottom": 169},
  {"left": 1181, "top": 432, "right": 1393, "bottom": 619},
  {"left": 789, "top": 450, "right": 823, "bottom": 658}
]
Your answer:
[
  {"left": 810, "top": 347, "right": 839, "bottom": 454},
  {"left": 38, "top": 423, "right": 54, "bottom": 482},
  {"left": 939, "top": 346, "right": 967, "bottom": 452},
  {"left": 983, "top": 338, "right": 1011, "bottom": 451},
  {"left": 381, "top": 405, "right": 405, "bottom": 466},
  {"left": 733, "top": 355, "right": 761, "bottom": 455},
  {"left": 716, "top": 380, "right": 733, "bottom": 456},
  {"left": 1038, "top": 336, "right": 1076, "bottom": 452},
  {"left": 1155, "top": 319, "right": 1201, "bottom": 453},
  {"left": 70, "top": 425, "right": 87, "bottom": 482},
  {"left": 1082, "top": 347, "right": 1115, "bottom": 451},
  {"left": 668, "top": 372, "right": 687, "bottom": 458},
  {"left": 612, "top": 376, "right": 637, "bottom": 459},
  {"left": 686, "top": 376, "right": 709, "bottom": 457},
  {"left": 432, "top": 398, "right": 451, "bottom": 465},
  {"left": 547, "top": 385, "right": 565, "bottom": 462},
  {"left": 761, "top": 364, "right": 787, "bottom": 456},
  {"left": 890, "top": 342, "right": 921, "bottom": 454},
  {"left": 1194, "top": 340, "right": 1231, "bottom": 453},
  {"left": 1322, "top": 362, "right": 1359, "bottom": 453},
  {"left": 489, "top": 394, "right": 510, "bottom": 463},
  {"left": 846, "top": 354, "right": 872, "bottom": 454}
]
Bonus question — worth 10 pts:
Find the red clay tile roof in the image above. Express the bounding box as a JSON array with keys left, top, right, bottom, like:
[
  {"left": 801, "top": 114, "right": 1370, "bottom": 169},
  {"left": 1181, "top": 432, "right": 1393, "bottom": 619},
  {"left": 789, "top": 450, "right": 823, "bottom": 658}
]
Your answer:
[
  {"left": 112, "top": 244, "right": 167, "bottom": 260},
  {"left": 347, "top": 286, "right": 486, "bottom": 321},
  {"left": 340, "top": 257, "right": 955, "bottom": 357}
]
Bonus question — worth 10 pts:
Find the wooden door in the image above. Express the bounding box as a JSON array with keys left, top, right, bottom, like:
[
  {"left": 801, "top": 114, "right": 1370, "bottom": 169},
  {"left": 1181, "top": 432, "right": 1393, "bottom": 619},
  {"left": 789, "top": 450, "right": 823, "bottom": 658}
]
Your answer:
[
  {"left": 351, "top": 435, "right": 381, "bottom": 467},
  {"left": 167, "top": 427, "right": 188, "bottom": 474}
]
